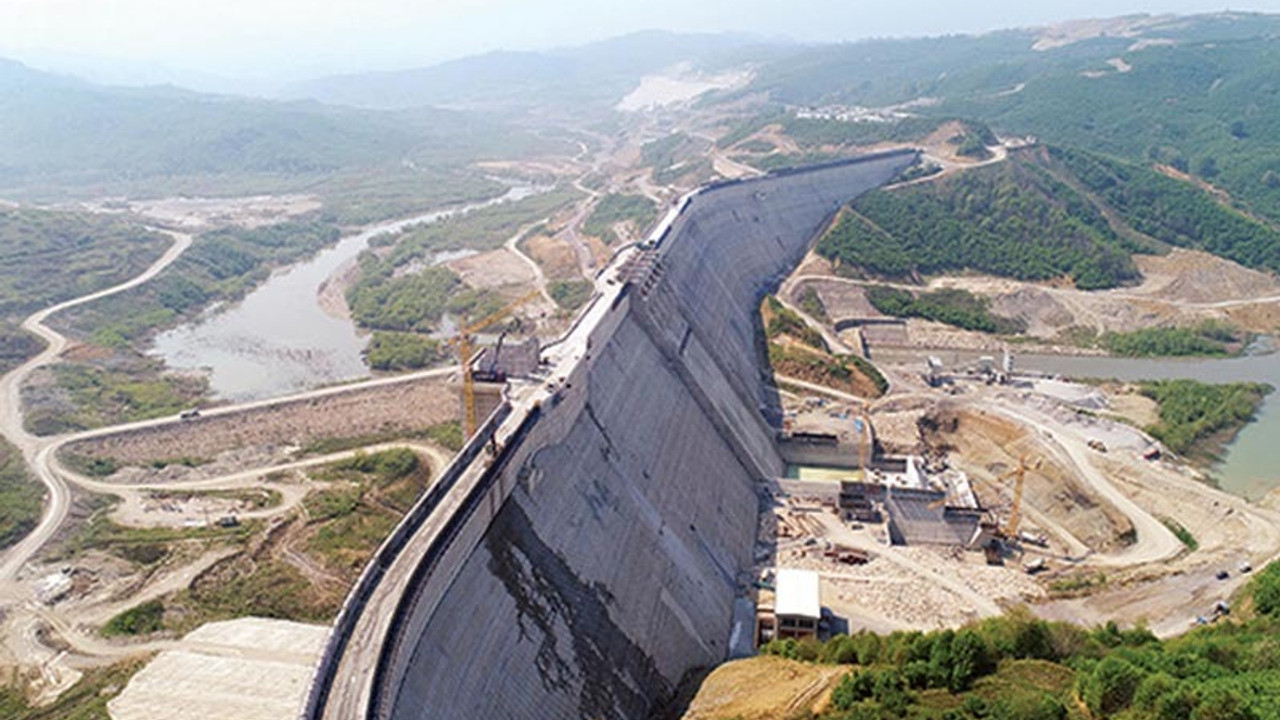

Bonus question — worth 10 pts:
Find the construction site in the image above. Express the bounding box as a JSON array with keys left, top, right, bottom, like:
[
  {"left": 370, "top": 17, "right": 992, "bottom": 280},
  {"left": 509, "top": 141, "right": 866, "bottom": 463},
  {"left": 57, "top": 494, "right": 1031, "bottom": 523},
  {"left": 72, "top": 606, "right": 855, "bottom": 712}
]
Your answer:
[{"left": 4, "top": 100, "right": 1280, "bottom": 720}]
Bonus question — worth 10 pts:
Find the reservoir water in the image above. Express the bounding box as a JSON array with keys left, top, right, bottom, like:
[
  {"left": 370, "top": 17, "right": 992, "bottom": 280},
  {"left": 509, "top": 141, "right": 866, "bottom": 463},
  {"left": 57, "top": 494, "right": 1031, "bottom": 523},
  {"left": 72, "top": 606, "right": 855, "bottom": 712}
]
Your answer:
[
  {"left": 874, "top": 345, "right": 1280, "bottom": 500},
  {"left": 150, "top": 184, "right": 541, "bottom": 402}
]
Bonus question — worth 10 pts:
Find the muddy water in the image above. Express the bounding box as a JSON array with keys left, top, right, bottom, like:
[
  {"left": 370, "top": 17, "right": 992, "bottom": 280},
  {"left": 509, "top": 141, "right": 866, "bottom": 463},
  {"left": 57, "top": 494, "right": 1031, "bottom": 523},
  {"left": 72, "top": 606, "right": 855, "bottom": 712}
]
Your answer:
[
  {"left": 150, "top": 185, "right": 541, "bottom": 402},
  {"left": 873, "top": 343, "right": 1280, "bottom": 500}
]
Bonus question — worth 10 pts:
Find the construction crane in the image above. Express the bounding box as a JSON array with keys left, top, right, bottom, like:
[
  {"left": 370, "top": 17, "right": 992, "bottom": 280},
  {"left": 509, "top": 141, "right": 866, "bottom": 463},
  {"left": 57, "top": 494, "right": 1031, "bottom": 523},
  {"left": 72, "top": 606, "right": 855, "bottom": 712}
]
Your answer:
[
  {"left": 452, "top": 290, "right": 541, "bottom": 438},
  {"left": 929, "top": 455, "right": 1040, "bottom": 538},
  {"left": 999, "top": 457, "right": 1034, "bottom": 537}
]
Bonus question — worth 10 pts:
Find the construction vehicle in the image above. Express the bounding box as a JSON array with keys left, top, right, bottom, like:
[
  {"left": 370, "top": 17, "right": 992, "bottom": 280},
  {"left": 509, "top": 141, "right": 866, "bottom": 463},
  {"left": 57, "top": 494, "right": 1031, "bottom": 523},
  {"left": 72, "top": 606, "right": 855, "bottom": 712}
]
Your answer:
[{"left": 452, "top": 290, "right": 540, "bottom": 438}]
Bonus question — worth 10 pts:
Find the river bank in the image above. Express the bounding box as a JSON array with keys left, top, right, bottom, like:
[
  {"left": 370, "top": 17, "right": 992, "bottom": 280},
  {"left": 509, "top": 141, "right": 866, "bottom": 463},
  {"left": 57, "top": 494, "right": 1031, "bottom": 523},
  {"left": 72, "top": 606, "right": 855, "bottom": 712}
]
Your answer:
[{"left": 149, "top": 183, "right": 544, "bottom": 402}]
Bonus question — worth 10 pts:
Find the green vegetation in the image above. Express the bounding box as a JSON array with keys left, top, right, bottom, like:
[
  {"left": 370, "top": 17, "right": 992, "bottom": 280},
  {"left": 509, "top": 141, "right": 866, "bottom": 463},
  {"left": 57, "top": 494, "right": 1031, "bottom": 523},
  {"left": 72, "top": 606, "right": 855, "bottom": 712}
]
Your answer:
[
  {"left": 346, "top": 187, "right": 579, "bottom": 333},
  {"left": 46, "top": 495, "right": 253, "bottom": 565},
  {"left": 781, "top": 116, "right": 949, "bottom": 149},
  {"left": 305, "top": 448, "right": 431, "bottom": 573},
  {"left": 549, "top": 280, "right": 594, "bottom": 312},
  {"left": 369, "top": 186, "right": 580, "bottom": 264},
  {"left": 1049, "top": 147, "right": 1280, "bottom": 272},
  {"left": 347, "top": 264, "right": 500, "bottom": 333},
  {"left": 1101, "top": 321, "right": 1244, "bottom": 357},
  {"left": 67, "top": 219, "right": 342, "bottom": 347},
  {"left": 797, "top": 286, "right": 830, "bottom": 323},
  {"left": 101, "top": 599, "right": 166, "bottom": 637},
  {"left": 1161, "top": 517, "right": 1200, "bottom": 551},
  {"left": 763, "top": 295, "right": 828, "bottom": 351},
  {"left": 25, "top": 360, "right": 206, "bottom": 436},
  {"left": 175, "top": 558, "right": 337, "bottom": 628},
  {"left": 716, "top": 110, "right": 788, "bottom": 149},
  {"left": 314, "top": 167, "right": 507, "bottom": 226},
  {"left": 818, "top": 154, "right": 1143, "bottom": 290},
  {"left": 0, "top": 207, "right": 170, "bottom": 317},
  {"left": 640, "top": 133, "right": 712, "bottom": 184},
  {"left": 0, "top": 57, "right": 558, "bottom": 201},
  {"left": 0, "top": 437, "right": 43, "bottom": 550},
  {"left": 364, "top": 331, "right": 447, "bottom": 371},
  {"left": 1139, "top": 379, "right": 1271, "bottom": 458},
  {"left": 582, "top": 193, "right": 657, "bottom": 244},
  {"left": 762, "top": 295, "right": 888, "bottom": 398},
  {"left": 866, "top": 286, "right": 1024, "bottom": 334},
  {"left": 424, "top": 421, "right": 465, "bottom": 452},
  {"left": 0, "top": 322, "right": 44, "bottom": 376},
  {"left": 758, "top": 564, "right": 1280, "bottom": 720}
]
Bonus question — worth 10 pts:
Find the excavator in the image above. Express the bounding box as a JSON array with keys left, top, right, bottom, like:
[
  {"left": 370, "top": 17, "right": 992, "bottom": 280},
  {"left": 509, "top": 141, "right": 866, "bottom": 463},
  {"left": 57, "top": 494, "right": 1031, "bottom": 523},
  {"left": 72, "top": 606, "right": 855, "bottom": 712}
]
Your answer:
[{"left": 451, "top": 290, "right": 541, "bottom": 438}]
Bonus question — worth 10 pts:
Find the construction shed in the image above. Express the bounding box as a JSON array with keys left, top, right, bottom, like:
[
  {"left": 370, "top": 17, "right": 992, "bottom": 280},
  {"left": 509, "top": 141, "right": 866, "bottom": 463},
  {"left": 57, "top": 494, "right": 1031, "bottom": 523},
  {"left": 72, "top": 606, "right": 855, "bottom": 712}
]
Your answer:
[{"left": 773, "top": 569, "right": 821, "bottom": 641}]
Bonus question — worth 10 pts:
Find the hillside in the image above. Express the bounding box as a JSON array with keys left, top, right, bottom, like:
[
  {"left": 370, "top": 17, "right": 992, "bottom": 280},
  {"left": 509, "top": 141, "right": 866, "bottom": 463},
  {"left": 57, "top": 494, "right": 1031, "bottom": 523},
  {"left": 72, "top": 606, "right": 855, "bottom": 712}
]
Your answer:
[
  {"left": 0, "top": 59, "right": 546, "bottom": 199},
  {"left": 815, "top": 146, "right": 1280, "bottom": 289},
  {"left": 284, "top": 31, "right": 783, "bottom": 113},
  {"left": 677, "top": 563, "right": 1280, "bottom": 720},
  {"left": 743, "top": 12, "right": 1280, "bottom": 231}
]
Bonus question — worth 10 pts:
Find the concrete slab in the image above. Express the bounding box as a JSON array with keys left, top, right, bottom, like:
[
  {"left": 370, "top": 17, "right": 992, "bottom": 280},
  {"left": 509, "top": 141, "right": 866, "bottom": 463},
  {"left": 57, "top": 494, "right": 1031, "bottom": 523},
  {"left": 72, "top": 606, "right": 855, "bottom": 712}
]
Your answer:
[{"left": 109, "top": 618, "right": 328, "bottom": 720}]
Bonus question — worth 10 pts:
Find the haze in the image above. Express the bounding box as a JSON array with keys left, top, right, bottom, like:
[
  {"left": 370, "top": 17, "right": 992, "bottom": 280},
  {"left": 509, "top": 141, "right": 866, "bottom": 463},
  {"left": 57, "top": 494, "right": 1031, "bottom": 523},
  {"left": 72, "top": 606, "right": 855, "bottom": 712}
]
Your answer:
[{"left": 3, "top": 0, "right": 1278, "bottom": 86}]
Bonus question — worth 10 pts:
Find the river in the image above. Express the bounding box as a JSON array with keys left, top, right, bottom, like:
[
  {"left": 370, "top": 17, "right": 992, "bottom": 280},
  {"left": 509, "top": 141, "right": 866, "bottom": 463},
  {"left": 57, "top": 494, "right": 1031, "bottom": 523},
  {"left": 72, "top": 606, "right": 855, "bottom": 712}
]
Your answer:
[
  {"left": 873, "top": 344, "right": 1280, "bottom": 500},
  {"left": 150, "top": 184, "right": 542, "bottom": 402}
]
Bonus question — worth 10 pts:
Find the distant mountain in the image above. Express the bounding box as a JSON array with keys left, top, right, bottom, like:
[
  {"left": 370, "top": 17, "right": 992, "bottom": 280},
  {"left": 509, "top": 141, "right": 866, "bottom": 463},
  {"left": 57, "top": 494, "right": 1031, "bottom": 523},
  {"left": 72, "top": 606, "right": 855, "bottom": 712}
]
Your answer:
[
  {"left": 0, "top": 58, "right": 538, "bottom": 199},
  {"left": 283, "top": 30, "right": 788, "bottom": 112}
]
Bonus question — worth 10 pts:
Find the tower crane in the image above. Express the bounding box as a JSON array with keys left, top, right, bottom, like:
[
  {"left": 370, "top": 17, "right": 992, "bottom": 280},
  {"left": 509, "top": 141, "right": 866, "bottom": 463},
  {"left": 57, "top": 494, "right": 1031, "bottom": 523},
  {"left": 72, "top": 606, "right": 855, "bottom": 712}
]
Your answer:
[
  {"left": 451, "top": 290, "right": 541, "bottom": 438},
  {"left": 928, "top": 455, "right": 1041, "bottom": 538}
]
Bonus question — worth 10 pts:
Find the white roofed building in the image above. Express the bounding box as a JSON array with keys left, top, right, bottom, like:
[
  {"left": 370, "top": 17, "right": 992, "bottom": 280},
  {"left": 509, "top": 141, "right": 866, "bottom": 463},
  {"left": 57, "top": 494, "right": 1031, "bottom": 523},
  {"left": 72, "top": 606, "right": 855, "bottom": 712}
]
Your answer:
[{"left": 773, "top": 568, "right": 821, "bottom": 640}]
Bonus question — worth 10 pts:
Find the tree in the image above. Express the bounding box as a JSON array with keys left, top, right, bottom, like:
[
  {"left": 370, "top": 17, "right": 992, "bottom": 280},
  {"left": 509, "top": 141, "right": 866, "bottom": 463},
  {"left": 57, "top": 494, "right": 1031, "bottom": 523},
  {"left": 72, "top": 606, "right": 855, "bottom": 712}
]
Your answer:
[
  {"left": 949, "top": 630, "right": 993, "bottom": 692},
  {"left": 1083, "top": 656, "right": 1145, "bottom": 716},
  {"left": 1191, "top": 690, "right": 1257, "bottom": 720}
]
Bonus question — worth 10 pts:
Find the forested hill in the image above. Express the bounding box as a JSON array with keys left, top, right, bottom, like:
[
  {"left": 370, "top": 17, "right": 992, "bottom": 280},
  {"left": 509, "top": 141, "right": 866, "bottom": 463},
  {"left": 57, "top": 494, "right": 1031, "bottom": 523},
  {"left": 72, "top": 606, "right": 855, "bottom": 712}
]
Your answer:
[
  {"left": 746, "top": 13, "right": 1280, "bottom": 231},
  {"left": 0, "top": 58, "right": 550, "bottom": 199},
  {"left": 816, "top": 146, "right": 1280, "bottom": 289}
]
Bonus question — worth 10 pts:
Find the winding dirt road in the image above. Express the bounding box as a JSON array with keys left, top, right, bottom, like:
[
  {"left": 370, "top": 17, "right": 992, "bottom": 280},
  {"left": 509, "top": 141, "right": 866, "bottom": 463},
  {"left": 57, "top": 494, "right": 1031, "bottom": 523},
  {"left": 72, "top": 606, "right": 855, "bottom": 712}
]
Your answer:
[{"left": 0, "top": 230, "right": 192, "bottom": 585}]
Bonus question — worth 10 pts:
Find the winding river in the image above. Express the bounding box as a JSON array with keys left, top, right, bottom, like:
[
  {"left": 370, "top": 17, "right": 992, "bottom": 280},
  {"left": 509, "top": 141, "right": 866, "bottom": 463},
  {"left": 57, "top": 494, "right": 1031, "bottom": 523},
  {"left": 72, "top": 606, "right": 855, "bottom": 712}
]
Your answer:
[
  {"left": 150, "top": 184, "right": 542, "bottom": 402},
  {"left": 874, "top": 344, "right": 1280, "bottom": 499}
]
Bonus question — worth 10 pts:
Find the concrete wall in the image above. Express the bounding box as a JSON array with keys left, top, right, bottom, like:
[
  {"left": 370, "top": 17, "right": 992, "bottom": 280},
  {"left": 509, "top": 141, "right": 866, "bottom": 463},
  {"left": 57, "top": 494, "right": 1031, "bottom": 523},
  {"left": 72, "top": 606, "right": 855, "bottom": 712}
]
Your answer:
[
  {"left": 357, "top": 152, "right": 916, "bottom": 720},
  {"left": 66, "top": 375, "right": 459, "bottom": 465}
]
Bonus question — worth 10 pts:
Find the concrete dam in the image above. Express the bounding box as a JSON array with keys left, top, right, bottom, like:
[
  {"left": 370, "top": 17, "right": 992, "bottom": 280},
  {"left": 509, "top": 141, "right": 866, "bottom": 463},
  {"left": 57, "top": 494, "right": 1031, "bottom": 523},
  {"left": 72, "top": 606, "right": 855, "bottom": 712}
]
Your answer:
[{"left": 305, "top": 150, "right": 917, "bottom": 720}]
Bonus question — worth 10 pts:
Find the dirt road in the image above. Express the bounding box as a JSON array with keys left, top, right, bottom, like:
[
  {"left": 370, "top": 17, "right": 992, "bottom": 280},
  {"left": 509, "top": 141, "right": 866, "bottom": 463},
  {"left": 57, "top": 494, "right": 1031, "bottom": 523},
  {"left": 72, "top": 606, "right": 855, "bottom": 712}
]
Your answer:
[
  {"left": 0, "top": 229, "right": 193, "bottom": 584},
  {"left": 982, "top": 399, "right": 1184, "bottom": 567}
]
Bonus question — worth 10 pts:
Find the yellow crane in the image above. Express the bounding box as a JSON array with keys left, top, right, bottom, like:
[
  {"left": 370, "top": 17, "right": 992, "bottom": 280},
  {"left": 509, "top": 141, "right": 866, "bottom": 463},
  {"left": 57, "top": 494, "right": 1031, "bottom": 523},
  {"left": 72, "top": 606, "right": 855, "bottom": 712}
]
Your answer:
[
  {"left": 452, "top": 290, "right": 541, "bottom": 438},
  {"left": 929, "top": 455, "right": 1040, "bottom": 538},
  {"left": 999, "top": 456, "right": 1040, "bottom": 538}
]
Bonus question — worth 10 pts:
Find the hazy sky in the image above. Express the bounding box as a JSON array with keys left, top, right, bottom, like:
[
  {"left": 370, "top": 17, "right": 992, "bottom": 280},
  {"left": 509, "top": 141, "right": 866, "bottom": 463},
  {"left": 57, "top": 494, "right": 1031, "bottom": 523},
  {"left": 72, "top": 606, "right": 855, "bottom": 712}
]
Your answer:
[{"left": 2, "top": 0, "right": 1278, "bottom": 81}]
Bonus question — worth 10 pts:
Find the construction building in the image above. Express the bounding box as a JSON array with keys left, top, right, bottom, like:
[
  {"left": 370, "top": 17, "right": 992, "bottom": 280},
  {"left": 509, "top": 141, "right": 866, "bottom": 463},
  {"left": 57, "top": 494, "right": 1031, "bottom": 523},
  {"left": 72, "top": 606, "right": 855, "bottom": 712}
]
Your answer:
[{"left": 757, "top": 569, "right": 822, "bottom": 645}]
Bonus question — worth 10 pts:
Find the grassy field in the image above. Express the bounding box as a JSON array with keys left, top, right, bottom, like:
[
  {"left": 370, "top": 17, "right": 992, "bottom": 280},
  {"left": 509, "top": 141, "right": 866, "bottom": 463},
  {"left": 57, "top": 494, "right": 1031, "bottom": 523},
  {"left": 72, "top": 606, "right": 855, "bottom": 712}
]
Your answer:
[
  {"left": 24, "top": 359, "right": 207, "bottom": 436},
  {"left": 0, "top": 437, "right": 43, "bottom": 551}
]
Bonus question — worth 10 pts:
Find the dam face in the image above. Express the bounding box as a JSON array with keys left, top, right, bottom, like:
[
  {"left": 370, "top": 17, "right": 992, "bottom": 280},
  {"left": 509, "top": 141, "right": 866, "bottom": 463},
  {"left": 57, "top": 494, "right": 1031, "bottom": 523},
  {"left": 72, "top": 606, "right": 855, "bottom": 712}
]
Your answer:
[{"left": 338, "top": 152, "right": 915, "bottom": 720}]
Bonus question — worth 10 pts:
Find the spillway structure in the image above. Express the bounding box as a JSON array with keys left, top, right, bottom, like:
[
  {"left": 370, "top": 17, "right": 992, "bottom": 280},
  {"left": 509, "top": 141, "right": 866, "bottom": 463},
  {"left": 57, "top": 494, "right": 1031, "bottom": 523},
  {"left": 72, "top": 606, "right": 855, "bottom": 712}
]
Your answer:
[{"left": 304, "top": 149, "right": 917, "bottom": 720}]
